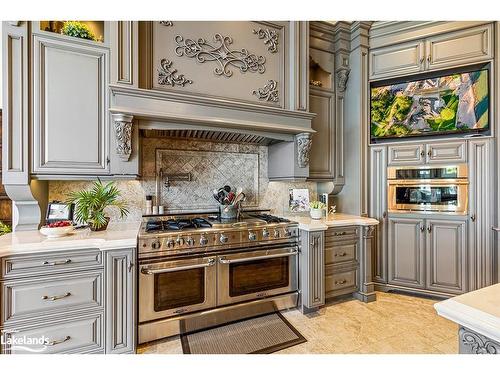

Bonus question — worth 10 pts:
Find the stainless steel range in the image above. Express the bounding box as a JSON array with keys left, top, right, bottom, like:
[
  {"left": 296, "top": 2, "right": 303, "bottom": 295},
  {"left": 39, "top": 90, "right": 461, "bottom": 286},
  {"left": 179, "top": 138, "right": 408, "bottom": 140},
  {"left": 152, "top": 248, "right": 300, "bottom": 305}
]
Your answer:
[{"left": 137, "top": 212, "right": 299, "bottom": 344}]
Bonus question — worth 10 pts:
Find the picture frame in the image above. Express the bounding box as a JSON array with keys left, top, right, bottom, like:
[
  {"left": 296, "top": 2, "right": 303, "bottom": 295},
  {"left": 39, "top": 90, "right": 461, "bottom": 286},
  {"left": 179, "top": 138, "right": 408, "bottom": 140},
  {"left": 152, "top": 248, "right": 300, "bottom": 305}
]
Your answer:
[{"left": 46, "top": 201, "right": 74, "bottom": 223}]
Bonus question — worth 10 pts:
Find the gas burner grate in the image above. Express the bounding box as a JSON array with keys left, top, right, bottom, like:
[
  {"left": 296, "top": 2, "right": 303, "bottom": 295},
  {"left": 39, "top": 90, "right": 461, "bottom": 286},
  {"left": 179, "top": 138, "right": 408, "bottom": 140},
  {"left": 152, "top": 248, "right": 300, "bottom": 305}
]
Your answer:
[
  {"left": 249, "top": 214, "right": 290, "bottom": 223},
  {"left": 145, "top": 217, "right": 212, "bottom": 232}
]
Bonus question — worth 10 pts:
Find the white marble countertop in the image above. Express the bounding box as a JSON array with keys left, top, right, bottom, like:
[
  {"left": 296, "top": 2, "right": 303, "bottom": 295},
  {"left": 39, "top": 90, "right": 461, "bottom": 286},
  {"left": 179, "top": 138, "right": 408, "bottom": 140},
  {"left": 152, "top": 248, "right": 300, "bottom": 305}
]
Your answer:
[
  {"left": 283, "top": 213, "right": 379, "bottom": 231},
  {"left": 0, "top": 222, "right": 141, "bottom": 257},
  {"left": 434, "top": 283, "right": 500, "bottom": 343}
]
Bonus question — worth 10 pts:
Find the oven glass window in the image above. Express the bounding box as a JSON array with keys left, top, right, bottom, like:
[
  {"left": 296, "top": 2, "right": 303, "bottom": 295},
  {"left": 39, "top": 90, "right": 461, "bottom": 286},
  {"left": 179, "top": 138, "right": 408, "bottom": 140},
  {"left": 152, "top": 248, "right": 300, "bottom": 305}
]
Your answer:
[
  {"left": 395, "top": 167, "right": 459, "bottom": 180},
  {"left": 395, "top": 186, "right": 458, "bottom": 206},
  {"left": 154, "top": 269, "right": 205, "bottom": 311},
  {"left": 229, "top": 257, "right": 289, "bottom": 297}
]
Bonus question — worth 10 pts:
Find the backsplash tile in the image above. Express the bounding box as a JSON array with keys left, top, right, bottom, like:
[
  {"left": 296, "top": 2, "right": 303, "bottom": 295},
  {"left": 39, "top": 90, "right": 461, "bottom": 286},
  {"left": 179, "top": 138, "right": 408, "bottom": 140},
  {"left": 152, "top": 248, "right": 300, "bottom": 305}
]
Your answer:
[{"left": 48, "top": 137, "right": 317, "bottom": 222}]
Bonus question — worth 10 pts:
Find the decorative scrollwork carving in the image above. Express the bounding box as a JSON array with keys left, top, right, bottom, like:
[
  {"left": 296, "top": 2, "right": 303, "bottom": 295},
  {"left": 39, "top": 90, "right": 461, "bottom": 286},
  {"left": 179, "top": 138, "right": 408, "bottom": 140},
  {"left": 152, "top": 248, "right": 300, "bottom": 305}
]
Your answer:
[
  {"left": 460, "top": 327, "right": 500, "bottom": 354},
  {"left": 112, "top": 114, "right": 134, "bottom": 161},
  {"left": 252, "top": 80, "right": 279, "bottom": 102},
  {"left": 159, "top": 21, "right": 173, "bottom": 26},
  {"left": 252, "top": 28, "right": 278, "bottom": 53},
  {"left": 363, "top": 225, "right": 376, "bottom": 238},
  {"left": 336, "top": 67, "right": 350, "bottom": 93},
  {"left": 158, "top": 59, "right": 193, "bottom": 87},
  {"left": 296, "top": 133, "right": 312, "bottom": 168},
  {"left": 174, "top": 34, "right": 266, "bottom": 78}
]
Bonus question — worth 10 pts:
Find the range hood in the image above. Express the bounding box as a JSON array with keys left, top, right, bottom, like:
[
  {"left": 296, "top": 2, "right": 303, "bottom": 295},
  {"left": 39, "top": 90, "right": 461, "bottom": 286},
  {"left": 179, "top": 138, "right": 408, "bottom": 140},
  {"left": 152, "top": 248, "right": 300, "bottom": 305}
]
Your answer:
[{"left": 109, "top": 85, "right": 315, "bottom": 150}]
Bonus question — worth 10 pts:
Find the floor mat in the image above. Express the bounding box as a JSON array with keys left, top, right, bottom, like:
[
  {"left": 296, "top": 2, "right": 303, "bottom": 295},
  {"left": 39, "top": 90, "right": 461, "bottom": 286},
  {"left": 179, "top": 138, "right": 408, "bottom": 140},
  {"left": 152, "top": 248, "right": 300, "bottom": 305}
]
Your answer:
[{"left": 180, "top": 311, "right": 306, "bottom": 354}]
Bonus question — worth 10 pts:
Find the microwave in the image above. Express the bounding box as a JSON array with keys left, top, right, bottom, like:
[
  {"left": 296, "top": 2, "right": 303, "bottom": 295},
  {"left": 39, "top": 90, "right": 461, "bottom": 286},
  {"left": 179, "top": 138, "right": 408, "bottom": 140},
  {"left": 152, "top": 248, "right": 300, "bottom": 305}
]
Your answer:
[{"left": 387, "top": 165, "right": 468, "bottom": 214}]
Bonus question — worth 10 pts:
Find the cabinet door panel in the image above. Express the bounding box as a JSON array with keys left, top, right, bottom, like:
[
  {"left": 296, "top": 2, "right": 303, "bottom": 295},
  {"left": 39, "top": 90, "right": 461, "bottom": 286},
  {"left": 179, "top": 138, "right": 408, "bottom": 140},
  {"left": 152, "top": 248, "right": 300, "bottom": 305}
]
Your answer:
[
  {"left": 300, "top": 231, "right": 324, "bottom": 308},
  {"left": 105, "top": 249, "right": 136, "bottom": 354},
  {"left": 426, "top": 219, "right": 467, "bottom": 294},
  {"left": 369, "top": 41, "right": 424, "bottom": 80},
  {"left": 388, "top": 217, "right": 425, "bottom": 288},
  {"left": 426, "top": 24, "right": 493, "bottom": 71},
  {"left": 308, "top": 88, "right": 335, "bottom": 180},
  {"left": 426, "top": 142, "right": 466, "bottom": 164},
  {"left": 369, "top": 146, "right": 387, "bottom": 283},
  {"left": 388, "top": 144, "right": 424, "bottom": 165},
  {"left": 33, "top": 36, "right": 109, "bottom": 174}
]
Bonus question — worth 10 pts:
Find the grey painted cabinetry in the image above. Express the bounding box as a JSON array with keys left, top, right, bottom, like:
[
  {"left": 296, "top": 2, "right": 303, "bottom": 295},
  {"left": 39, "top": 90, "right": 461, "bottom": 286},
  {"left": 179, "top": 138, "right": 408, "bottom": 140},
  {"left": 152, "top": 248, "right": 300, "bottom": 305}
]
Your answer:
[
  {"left": 388, "top": 217, "right": 426, "bottom": 289},
  {"left": 387, "top": 141, "right": 466, "bottom": 166},
  {"left": 426, "top": 219, "right": 467, "bottom": 294},
  {"left": 0, "top": 247, "right": 136, "bottom": 354},
  {"left": 369, "top": 146, "right": 387, "bottom": 283},
  {"left": 369, "top": 23, "right": 493, "bottom": 80},
  {"left": 388, "top": 216, "right": 468, "bottom": 294},
  {"left": 32, "top": 35, "right": 110, "bottom": 175},
  {"left": 105, "top": 249, "right": 136, "bottom": 354},
  {"left": 300, "top": 230, "right": 325, "bottom": 309}
]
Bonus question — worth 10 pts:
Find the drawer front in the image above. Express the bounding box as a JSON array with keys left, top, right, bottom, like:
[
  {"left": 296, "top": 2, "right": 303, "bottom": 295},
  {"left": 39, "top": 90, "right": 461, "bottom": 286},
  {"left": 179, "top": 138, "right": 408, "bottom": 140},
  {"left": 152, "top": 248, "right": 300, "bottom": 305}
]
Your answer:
[
  {"left": 325, "top": 243, "right": 356, "bottom": 265},
  {"left": 325, "top": 227, "right": 359, "bottom": 241},
  {"left": 2, "top": 313, "right": 103, "bottom": 354},
  {"left": 2, "top": 271, "right": 102, "bottom": 324},
  {"left": 425, "top": 142, "right": 466, "bottom": 164},
  {"left": 388, "top": 144, "right": 424, "bottom": 165},
  {"left": 325, "top": 269, "right": 357, "bottom": 293},
  {"left": 2, "top": 249, "right": 102, "bottom": 279}
]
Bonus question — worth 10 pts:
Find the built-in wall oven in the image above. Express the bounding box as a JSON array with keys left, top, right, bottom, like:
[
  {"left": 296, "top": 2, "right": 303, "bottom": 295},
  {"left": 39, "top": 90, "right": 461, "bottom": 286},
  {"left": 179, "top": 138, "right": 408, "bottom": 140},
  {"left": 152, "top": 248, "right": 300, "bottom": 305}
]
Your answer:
[
  {"left": 388, "top": 164, "right": 468, "bottom": 214},
  {"left": 139, "top": 245, "right": 298, "bottom": 323}
]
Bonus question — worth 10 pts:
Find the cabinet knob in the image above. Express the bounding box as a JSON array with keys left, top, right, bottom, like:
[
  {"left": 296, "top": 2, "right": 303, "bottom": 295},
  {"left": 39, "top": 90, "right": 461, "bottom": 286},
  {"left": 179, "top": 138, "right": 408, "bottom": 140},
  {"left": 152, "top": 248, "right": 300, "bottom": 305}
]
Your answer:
[
  {"left": 471, "top": 215, "right": 476, "bottom": 222},
  {"left": 427, "top": 55, "right": 431, "bottom": 62},
  {"left": 427, "top": 226, "right": 432, "bottom": 233},
  {"left": 427, "top": 150, "right": 432, "bottom": 157},
  {"left": 419, "top": 57, "right": 424, "bottom": 64},
  {"left": 420, "top": 150, "right": 425, "bottom": 157},
  {"left": 382, "top": 211, "right": 387, "bottom": 219},
  {"left": 420, "top": 226, "right": 425, "bottom": 232}
]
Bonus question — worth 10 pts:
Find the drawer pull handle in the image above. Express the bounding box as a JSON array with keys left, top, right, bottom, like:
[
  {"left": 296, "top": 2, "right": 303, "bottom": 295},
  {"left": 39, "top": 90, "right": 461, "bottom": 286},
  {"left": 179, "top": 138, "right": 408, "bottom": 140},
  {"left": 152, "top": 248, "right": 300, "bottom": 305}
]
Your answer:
[
  {"left": 43, "top": 259, "right": 72, "bottom": 266},
  {"left": 335, "top": 252, "right": 348, "bottom": 257},
  {"left": 44, "top": 336, "right": 71, "bottom": 346},
  {"left": 174, "top": 308, "right": 188, "bottom": 314},
  {"left": 334, "top": 231, "right": 347, "bottom": 236},
  {"left": 42, "top": 292, "right": 71, "bottom": 301},
  {"left": 335, "top": 279, "right": 347, "bottom": 285}
]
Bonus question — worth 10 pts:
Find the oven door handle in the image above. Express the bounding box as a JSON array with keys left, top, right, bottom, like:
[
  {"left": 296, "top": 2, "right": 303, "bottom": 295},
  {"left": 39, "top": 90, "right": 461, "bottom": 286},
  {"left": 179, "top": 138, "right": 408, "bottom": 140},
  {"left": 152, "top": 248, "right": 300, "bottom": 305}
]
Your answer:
[
  {"left": 141, "top": 258, "right": 215, "bottom": 275},
  {"left": 219, "top": 250, "right": 298, "bottom": 264}
]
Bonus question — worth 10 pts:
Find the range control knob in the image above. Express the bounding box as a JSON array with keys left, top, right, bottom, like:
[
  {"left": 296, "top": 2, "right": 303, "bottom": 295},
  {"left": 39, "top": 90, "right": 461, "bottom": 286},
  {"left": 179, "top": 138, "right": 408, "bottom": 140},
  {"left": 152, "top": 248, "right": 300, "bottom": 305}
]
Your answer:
[
  {"left": 186, "top": 237, "right": 195, "bottom": 246},
  {"left": 166, "top": 239, "right": 175, "bottom": 248},
  {"left": 274, "top": 229, "right": 281, "bottom": 238},
  {"left": 200, "top": 235, "right": 208, "bottom": 246},
  {"left": 248, "top": 231, "right": 257, "bottom": 241},
  {"left": 219, "top": 233, "right": 228, "bottom": 243},
  {"left": 284, "top": 228, "right": 292, "bottom": 237},
  {"left": 176, "top": 237, "right": 185, "bottom": 246},
  {"left": 151, "top": 240, "right": 161, "bottom": 250},
  {"left": 262, "top": 229, "right": 270, "bottom": 239}
]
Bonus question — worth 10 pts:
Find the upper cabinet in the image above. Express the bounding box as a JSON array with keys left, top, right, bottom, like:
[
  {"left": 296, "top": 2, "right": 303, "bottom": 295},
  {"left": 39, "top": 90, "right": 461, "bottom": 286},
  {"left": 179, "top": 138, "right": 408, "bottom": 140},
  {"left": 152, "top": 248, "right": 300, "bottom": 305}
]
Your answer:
[
  {"left": 32, "top": 35, "right": 109, "bottom": 175},
  {"left": 148, "top": 21, "right": 286, "bottom": 108},
  {"left": 369, "top": 23, "right": 493, "bottom": 81}
]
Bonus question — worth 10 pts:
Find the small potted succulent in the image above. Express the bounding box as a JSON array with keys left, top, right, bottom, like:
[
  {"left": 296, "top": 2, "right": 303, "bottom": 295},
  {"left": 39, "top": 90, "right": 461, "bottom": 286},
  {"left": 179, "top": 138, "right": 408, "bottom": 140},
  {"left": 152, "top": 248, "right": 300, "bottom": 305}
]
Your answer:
[
  {"left": 66, "top": 179, "right": 129, "bottom": 231},
  {"left": 61, "top": 21, "right": 96, "bottom": 41},
  {"left": 309, "top": 201, "right": 326, "bottom": 220}
]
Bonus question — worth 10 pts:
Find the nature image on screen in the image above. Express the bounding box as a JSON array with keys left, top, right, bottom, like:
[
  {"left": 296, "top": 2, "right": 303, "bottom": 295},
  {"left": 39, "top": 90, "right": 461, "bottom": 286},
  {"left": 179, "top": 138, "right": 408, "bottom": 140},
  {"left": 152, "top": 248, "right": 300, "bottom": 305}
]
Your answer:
[{"left": 370, "top": 69, "right": 489, "bottom": 139}]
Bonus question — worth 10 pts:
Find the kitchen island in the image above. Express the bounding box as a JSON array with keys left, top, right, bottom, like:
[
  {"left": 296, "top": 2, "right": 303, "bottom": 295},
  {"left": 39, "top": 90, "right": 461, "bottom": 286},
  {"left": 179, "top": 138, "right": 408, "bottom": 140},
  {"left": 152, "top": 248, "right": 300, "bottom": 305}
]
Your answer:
[
  {"left": 0, "top": 222, "right": 140, "bottom": 354},
  {"left": 434, "top": 284, "right": 500, "bottom": 354},
  {"left": 284, "top": 213, "right": 379, "bottom": 311}
]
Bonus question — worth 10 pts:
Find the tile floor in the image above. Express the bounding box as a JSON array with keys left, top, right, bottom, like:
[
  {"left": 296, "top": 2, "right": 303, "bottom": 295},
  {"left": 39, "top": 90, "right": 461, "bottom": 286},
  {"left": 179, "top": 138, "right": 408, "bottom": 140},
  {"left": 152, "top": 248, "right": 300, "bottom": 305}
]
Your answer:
[{"left": 137, "top": 291, "right": 458, "bottom": 354}]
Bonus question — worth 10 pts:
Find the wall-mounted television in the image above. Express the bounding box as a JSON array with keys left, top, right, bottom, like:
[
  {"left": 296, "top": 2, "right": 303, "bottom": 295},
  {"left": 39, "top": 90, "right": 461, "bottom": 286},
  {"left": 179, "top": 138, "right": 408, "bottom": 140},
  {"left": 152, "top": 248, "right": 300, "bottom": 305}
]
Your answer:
[{"left": 370, "top": 67, "right": 490, "bottom": 141}]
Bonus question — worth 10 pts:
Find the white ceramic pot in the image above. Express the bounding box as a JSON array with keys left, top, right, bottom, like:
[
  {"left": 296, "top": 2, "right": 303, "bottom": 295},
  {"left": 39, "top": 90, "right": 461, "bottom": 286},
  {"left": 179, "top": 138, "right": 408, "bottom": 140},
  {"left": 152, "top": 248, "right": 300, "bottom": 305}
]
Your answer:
[
  {"left": 39, "top": 226, "right": 75, "bottom": 238},
  {"left": 310, "top": 208, "right": 323, "bottom": 220}
]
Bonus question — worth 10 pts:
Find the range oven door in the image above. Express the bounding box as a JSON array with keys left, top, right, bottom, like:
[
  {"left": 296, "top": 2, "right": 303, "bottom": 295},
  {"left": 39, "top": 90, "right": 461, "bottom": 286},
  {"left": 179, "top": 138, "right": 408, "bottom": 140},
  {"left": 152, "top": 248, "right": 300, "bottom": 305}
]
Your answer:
[
  {"left": 217, "top": 246, "right": 298, "bottom": 306},
  {"left": 139, "top": 256, "right": 216, "bottom": 322}
]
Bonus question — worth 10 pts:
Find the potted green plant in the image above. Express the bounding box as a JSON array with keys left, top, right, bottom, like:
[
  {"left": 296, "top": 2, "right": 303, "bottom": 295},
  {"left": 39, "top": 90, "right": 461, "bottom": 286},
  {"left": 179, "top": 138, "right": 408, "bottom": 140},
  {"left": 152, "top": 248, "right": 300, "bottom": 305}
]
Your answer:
[
  {"left": 61, "top": 21, "right": 96, "bottom": 41},
  {"left": 309, "top": 201, "right": 326, "bottom": 220},
  {"left": 66, "top": 179, "right": 129, "bottom": 231},
  {"left": 0, "top": 221, "right": 12, "bottom": 236}
]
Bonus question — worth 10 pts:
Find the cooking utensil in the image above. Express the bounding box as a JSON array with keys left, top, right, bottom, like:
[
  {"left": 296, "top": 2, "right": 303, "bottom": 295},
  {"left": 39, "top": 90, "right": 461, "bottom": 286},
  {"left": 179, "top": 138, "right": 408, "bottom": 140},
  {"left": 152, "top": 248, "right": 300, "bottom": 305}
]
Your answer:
[
  {"left": 223, "top": 185, "right": 231, "bottom": 193},
  {"left": 232, "top": 192, "right": 246, "bottom": 206}
]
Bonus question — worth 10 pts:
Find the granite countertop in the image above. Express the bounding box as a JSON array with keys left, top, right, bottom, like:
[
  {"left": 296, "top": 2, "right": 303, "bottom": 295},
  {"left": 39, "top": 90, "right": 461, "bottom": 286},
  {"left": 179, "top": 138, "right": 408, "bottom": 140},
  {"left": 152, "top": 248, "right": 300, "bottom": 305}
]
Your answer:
[
  {"left": 434, "top": 283, "right": 500, "bottom": 343},
  {"left": 0, "top": 222, "right": 142, "bottom": 257},
  {"left": 283, "top": 213, "right": 379, "bottom": 231}
]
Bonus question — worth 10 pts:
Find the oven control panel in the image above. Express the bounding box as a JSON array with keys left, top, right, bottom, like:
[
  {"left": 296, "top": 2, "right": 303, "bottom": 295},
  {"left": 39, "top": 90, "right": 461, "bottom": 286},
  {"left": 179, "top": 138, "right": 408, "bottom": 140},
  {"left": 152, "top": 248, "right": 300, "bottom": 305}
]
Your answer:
[{"left": 139, "top": 225, "right": 299, "bottom": 257}]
